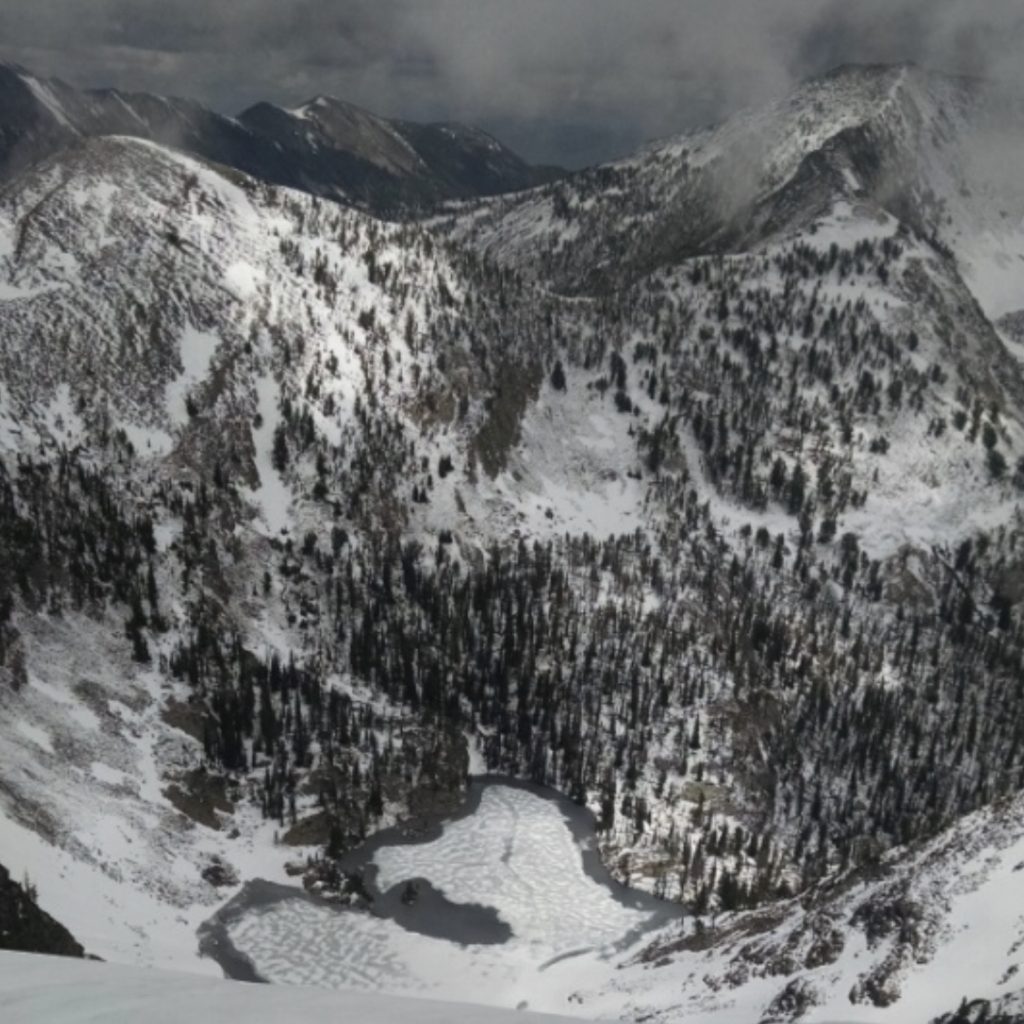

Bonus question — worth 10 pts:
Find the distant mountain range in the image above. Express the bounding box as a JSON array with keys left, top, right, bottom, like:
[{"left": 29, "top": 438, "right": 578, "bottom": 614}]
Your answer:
[{"left": 0, "top": 62, "right": 562, "bottom": 215}]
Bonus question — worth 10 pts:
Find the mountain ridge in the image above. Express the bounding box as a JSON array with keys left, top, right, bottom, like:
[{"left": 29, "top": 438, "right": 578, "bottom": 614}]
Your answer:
[
  {"left": 0, "top": 61, "right": 563, "bottom": 216},
  {"left": 447, "top": 62, "right": 1024, "bottom": 314}
]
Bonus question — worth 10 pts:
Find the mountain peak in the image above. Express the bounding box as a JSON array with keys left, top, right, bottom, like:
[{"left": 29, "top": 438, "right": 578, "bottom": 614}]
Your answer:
[
  {"left": 291, "top": 93, "right": 361, "bottom": 117},
  {"left": 454, "top": 56, "right": 1024, "bottom": 301}
]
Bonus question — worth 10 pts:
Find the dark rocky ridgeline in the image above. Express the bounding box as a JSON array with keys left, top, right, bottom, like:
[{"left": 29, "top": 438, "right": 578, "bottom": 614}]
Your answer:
[
  {"left": 0, "top": 61, "right": 563, "bottom": 217},
  {"left": 237, "top": 99, "right": 561, "bottom": 213},
  {"left": 932, "top": 993, "right": 1024, "bottom": 1024},
  {"left": 0, "top": 863, "right": 84, "bottom": 957}
]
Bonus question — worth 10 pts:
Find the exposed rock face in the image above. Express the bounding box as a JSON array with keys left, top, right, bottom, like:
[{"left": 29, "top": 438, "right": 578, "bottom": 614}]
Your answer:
[
  {"left": 200, "top": 856, "right": 239, "bottom": 888},
  {"left": 932, "top": 992, "right": 1024, "bottom": 1024},
  {"left": 762, "top": 977, "right": 821, "bottom": 1021}
]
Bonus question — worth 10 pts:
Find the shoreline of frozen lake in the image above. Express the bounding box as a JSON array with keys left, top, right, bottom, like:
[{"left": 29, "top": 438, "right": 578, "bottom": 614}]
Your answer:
[{"left": 198, "top": 777, "right": 681, "bottom": 1010}]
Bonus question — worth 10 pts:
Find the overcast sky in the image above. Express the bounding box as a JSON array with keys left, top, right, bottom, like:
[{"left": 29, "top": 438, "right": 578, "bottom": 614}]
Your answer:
[{"left": 1, "top": 1, "right": 1022, "bottom": 167}]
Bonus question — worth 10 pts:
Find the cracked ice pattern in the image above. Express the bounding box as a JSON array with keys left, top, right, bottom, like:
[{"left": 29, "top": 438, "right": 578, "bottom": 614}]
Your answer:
[
  {"left": 228, "top": 900, "right": 423, "bottom": 993},
  {"left": 226, "top": 787, "right": 653, "bottom": 1003},
  {"left": 373, "top": 786, "right": 649, "bottom": 951}
]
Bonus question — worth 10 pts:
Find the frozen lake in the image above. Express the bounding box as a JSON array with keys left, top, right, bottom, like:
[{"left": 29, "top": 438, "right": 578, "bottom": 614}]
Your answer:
[{"left": 201, "top": 779, "right": 675, "bottom": 1014}]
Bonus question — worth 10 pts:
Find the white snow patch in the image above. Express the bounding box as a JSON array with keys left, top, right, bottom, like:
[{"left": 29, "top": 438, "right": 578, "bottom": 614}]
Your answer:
[
  {"left": 90, "top": 762, "right": 132, "bottom": 787},
  {"left": 249, "top": 374, "right": 292, "bottom": 535},
  {"left": 224, "top": 262, "right": 264, "bottom": 300},
  {"left": 960, "top": 232, "right": 1024, "bottom": 321},
  {"left": 374, "top": 786, "right": 648, "bottom": 950},
  {"left": 165, "top": 327, "right": 219, "bottom": 425},
  {"left": 42, "top": 383, "right": 85, "bottom": 445},
  {"left": 119, "top": 421, "right": 174, "bottom": 458},
  {"left": 15, "top": 720, "right": 54, "bottom": 754}
]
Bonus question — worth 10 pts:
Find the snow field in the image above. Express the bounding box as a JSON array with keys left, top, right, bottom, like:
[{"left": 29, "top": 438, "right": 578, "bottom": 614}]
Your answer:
[
  {"left": 227, "top": 786, "right": 656, "bottom": 1014},
  {"left": 374, "top": 787, "right": 649, "bottom": 951}
]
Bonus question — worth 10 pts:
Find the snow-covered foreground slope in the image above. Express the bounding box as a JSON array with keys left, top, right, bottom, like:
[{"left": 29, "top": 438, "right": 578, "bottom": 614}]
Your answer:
[
  {"left": 0, "top": 951, "right": 578, "bottom": 1024},
  {"left": 0, "top": 668, "right": 305, "bottom": 975},
  {"left": 9, "top": 785, "right": 1021, "bottom": 1024}
]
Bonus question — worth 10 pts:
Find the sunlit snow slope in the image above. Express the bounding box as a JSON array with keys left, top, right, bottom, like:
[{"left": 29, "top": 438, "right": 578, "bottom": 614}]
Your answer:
[{"left": 0, "top": 951, "right": 577, "bottom": 1024}]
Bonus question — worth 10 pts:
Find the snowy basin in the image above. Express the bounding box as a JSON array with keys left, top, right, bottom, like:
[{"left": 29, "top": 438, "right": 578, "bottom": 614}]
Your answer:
[{"left": 204, "top": 780, "right": 673, "bottom": 1013}]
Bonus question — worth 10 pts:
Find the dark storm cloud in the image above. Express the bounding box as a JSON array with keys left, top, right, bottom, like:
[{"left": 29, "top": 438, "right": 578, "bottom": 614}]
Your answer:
[
  {"left": 0, "top": 2, "right": 1022, "bottom": 167},
  {"left": 795, "top": 0, "right": 1024, "bottom": 80}
]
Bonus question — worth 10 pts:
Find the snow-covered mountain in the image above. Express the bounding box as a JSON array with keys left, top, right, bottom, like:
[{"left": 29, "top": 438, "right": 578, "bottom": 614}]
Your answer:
[
  {"left": 449, "top": 63, "right": 1024, "bottom": 315},
  {"left": 0, "top": 62, "right": 561, "bottom": 215},
  {"left": 239, "top": 96, "right": 562, "bottom": 206},
  {"left": 1, "top": 61, "right": 1023, "bottom": 1023}
]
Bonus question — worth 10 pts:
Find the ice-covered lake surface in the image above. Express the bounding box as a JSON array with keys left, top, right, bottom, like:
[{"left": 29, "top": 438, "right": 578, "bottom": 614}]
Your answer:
[{"left": 206, "top": 779, "right": 676, "bottom": 1014}]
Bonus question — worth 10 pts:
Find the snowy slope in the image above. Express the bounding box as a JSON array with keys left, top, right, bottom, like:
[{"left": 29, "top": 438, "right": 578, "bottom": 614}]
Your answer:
[
  {"left": 590, "top": 788, "right": 1024, "bottom": 1024},
  {"left": 0, "top": 112, "right": 1021, "bottom": 896},
  {"left": 0, "top": 619, "right": 308, "bottom": 974},
  {"left": 0, "top": 133, "right": 654, "bottom": 974},
  {"left": 0, "top": 133, "right": 636, "bottom": 547},
  {"left": 0, "top": 951, "right": 578, "bottom": 1024}
]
